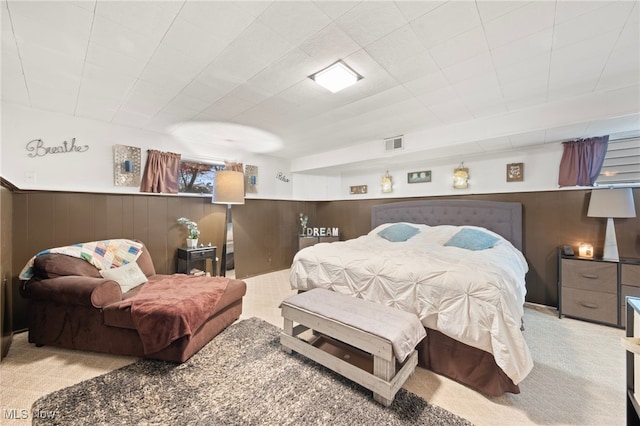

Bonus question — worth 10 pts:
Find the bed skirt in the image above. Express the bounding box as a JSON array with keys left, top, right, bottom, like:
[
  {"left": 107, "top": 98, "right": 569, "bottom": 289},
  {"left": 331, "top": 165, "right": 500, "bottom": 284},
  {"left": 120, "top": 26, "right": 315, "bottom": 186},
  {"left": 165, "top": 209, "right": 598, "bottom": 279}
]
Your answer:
[{"left": 418, "top": 328, "right": 520, "bottom": 397}]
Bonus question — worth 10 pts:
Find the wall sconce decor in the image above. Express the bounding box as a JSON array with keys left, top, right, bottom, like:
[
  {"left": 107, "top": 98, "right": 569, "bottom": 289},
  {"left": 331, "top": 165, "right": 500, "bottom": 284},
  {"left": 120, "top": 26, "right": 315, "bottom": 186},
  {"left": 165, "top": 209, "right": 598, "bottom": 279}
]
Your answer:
[
  {"left": 507, "top": 162, "right": 524, "bottom": 182},
  {"left": 578, "top": 243, "right": 594, "bottom": 258},
  {"left": 113, "top": 144, "right": 141, "bottom": 186},
  {"left": 245, "top": 164, "right": 258, "bottom": 193},
  {"left": 453, "top": 163, "right": 469, "bottom": 189},
  {"left": 381, "top": 171, "right": 393, "bottom": 193}
]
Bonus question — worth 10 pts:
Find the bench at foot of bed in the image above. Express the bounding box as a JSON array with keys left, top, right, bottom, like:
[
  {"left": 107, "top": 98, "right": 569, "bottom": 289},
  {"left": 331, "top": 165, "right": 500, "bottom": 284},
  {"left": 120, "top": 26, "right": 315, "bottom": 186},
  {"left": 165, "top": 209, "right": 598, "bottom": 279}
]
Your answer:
[{"left": 279, "top": 288, "right": 425, "bottom": 406}]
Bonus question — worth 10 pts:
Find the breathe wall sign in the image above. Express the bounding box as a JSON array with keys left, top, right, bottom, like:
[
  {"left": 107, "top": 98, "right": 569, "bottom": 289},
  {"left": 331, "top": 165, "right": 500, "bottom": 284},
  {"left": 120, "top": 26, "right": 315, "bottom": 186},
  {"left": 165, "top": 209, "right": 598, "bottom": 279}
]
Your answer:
[{"left": 26, "top": 138, "right": 89, "bottom": 157}]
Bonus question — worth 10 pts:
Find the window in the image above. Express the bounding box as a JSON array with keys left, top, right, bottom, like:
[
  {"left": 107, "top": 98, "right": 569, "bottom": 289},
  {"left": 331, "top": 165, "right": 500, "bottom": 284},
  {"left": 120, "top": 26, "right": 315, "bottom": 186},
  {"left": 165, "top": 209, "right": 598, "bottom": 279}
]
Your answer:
[
  {"left": 596, "top": 133, "right": 640, "bottom": 186},
  {"left": 178, "top": 160, "right": 224, "bottom": 194}
]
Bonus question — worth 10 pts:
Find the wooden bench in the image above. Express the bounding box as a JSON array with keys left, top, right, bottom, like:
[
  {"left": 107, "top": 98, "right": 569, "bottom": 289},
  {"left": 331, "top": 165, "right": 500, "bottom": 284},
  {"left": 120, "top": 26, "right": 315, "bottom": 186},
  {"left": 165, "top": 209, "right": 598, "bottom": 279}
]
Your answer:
[{"left": 280, "top": 288, "right": 426, "bottom": 406}]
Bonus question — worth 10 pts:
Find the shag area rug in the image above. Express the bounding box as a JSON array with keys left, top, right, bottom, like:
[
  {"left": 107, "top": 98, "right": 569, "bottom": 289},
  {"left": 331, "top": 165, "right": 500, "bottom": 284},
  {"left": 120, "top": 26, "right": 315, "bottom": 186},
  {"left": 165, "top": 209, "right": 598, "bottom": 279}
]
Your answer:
[{"left": 33, "top": 318, "right": 472, "bottom": 425}]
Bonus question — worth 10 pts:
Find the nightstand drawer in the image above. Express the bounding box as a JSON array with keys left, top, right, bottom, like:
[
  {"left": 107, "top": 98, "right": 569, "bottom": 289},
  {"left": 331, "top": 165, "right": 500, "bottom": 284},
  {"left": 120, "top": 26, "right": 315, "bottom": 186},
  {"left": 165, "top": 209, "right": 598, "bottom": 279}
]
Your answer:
[
  {"left": 562, "top": 287, "right": 617, "bottom": 325},
  {"left": 622, "top": 264, "right": 640, "bottom": 288},
  {"left": 190, "top": 249, "right": 214, "bottom": 260},
  {"left": 561, "top": 259, "right": 616, "bottom": 293}
]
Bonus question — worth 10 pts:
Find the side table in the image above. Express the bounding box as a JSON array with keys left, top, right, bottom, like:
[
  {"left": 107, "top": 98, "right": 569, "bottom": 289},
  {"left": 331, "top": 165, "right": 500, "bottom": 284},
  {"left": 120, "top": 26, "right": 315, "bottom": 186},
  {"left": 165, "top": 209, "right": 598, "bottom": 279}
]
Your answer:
[{"left": 177, "top": 246, "right": 217, "bottom": 276}]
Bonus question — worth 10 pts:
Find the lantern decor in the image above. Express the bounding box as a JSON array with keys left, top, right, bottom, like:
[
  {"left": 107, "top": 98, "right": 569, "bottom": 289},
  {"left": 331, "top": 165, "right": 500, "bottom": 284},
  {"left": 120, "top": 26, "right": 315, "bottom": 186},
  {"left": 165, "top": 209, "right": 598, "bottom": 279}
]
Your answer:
[{"left": 578, "top": 243, "right": 594, "bottom": 258}]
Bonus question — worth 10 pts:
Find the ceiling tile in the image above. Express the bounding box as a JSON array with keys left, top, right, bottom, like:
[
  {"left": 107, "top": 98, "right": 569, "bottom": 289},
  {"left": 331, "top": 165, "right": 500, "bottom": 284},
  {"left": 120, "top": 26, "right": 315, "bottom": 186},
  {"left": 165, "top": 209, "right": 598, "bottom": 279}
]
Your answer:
[
  {"left": 411, "top": 1, "right": 480, "bottom": 49},
  {"left": 553, "top": 1, "right": 635, "bottom": 49},
  {"left": 396, "top": 1, "right": 445, "bottom": 22},
  {"left": 111, "top": 109, "right": 153, "bottom": 129},
  {"left": 312, "top": 1, "right": 358, "bottom": 20},
  {"left": 85, "top": 42, "right": 148, "bottom": 78},
  {"left": 428, "top": 98, "right": 473, "bottom": 124},
  {"left": 429, "top": 26, "right": 489, "bottom": 69},
  {"left": 26, "top": 81, "right": 77, "bottom": 115},
  {"left": 258, "top": 2, "right": 331, "bottom": 45},
  {"left": 299, "top": 23, "right": 362, "bottom": 66},
  {"left": 491, "top": 28, "right": 552, "bottom": 69},
  {"left": 94, "top": 1, "right": 181, "bottom": 39},
  {"left": 75, "top": 93, "right": 122, "bottom": 122},
  {"left": 245, "top": 49, "right": 313, "bottom": 98},
  {"left": 402, "top": 70, "right": 449, "bottom": 96},
  {"left": 365, "top": 24, "right": 425, "bottom": 71},
  {"left": 79, "top": 63, "right": 137, "bottom": 100},
  {"left": 483, "top": 1, "right": 555, "bottom": 49},
  {"left": 476, "top": 1, "right": 528, "bottom": 23},
  {"left": 554, "top": 1, "right": 613, "bottom": 24},
  {"left": 336, "top": 2, "right": 407, "bottom": 47},
  {"left": 90, "top": 15, "right": 160, "bottom": 61},
  {"left": 159, "top": 17, "right": 232, "bottom": 65},
  {"left": 119, "top": 80, "right": 179, "bottom": 117},
  {"left": 441, "top": 52, "right": 495, "bottom": 84},
  {"left": 140, "top": 44, "right": 210, "bottom": 89}
]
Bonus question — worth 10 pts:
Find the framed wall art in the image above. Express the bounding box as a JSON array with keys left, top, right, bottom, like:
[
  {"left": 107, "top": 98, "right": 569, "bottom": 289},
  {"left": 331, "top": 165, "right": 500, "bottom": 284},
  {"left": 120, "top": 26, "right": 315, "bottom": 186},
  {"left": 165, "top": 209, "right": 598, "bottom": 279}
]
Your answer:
[
  {"left": 407, "top": 170, "right": 431, "bottom": 183},
  {"left": 507, "top": 162, "right": 524, "bottom": 182},
  {"left": 349, "top": 185, "right": 367, "bottom": 195}
]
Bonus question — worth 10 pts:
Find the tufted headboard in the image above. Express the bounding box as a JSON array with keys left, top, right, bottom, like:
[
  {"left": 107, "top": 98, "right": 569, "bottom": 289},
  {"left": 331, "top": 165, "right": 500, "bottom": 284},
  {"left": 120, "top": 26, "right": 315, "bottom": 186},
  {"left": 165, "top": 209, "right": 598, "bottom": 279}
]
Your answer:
[{"left": 371, "top": 200, "right": 523, "bottom": 251}]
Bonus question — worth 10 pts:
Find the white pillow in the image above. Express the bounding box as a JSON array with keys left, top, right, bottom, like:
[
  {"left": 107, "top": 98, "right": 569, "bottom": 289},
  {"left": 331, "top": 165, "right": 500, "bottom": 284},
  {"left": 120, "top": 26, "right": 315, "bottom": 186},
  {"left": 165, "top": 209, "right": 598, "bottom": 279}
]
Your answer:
[{"left": 100, "top": 262, "right": 148, "bottom": 293}]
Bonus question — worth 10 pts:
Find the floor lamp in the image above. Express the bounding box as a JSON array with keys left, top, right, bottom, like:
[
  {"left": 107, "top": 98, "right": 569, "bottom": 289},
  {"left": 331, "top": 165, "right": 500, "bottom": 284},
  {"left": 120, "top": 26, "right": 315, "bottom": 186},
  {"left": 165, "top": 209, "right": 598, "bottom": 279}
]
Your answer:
[
  {"left": 587, "top": 188, "right": 636, "bottom": 262},
  {"left": 212, "top": 170, "right": 245, "bottom": 276}
]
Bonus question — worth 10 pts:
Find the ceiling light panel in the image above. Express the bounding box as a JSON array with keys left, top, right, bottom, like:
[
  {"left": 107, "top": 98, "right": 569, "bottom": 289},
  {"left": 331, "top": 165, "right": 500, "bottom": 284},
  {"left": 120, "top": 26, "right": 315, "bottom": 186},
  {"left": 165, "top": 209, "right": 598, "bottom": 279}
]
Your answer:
[{"left": 311, "top": 61, "right": 362, "bottom": 93}]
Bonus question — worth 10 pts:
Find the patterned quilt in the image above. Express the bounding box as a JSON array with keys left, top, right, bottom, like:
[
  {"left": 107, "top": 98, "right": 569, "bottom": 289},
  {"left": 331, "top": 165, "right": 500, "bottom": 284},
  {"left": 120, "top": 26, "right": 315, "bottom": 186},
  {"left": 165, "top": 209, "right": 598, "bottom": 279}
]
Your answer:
[{"left": 19, "top": 239, "right": 144, "bottom": 280}]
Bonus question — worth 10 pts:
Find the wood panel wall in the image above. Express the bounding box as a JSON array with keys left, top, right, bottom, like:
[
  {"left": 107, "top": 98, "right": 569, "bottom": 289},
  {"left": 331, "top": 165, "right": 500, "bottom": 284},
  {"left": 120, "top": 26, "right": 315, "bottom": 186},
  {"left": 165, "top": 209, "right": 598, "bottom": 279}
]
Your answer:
[
  {"left": 316, "top": 188, "right": 640, "bottom": 307},
  {"left": 5, "top": 187, "right": 640, "bottom": 331},
  {"left": 10, "top": 191, "right": 227, "bottom": 330},
  {"left": 1, "top": 185, "right": 13, "bottom": 357}
]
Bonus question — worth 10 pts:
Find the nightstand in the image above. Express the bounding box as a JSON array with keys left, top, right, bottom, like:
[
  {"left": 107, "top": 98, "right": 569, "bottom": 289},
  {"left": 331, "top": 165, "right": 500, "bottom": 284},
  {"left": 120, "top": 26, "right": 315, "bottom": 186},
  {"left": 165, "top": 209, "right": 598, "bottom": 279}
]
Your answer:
[
  {"left": 177, "top": 246, "right": 217, "bottom": 276},
  {"left": 558, "top": 250, "right": 640, "bottom": 328},
  {"left": 298, "top": 235, "right": 339, "bottom": 251}
]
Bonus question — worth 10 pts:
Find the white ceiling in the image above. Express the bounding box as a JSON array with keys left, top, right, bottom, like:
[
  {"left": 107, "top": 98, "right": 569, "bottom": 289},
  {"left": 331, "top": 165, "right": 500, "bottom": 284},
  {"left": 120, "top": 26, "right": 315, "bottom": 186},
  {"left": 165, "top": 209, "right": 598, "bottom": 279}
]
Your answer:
[{"left": 2, "top": 0, "right": 639, "bottom": 173}]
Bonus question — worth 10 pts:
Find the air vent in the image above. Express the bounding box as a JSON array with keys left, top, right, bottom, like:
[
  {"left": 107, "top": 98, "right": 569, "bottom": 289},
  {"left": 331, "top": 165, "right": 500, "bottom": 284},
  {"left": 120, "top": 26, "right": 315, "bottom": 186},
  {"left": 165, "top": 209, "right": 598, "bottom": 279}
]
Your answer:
[{"left": 384, "top": 135, "right": 404, "bottom": 152}]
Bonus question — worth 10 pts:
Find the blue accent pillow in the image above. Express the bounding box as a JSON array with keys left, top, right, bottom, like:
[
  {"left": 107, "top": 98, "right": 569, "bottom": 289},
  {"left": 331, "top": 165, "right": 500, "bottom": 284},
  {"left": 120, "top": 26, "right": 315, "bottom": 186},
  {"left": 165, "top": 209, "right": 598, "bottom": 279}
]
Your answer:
[
  {"left": 444, "top": 228, "right": 500, "bottom": 250},
  {"left": 377, "top": 223, "right": 420, "bottom": 242}
]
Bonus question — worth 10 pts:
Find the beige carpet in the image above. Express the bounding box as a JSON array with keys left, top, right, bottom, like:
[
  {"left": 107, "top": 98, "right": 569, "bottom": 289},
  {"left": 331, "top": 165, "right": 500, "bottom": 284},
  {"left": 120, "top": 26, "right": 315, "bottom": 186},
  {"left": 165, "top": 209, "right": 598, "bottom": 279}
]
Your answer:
[{"left": 1, "top": 269, "right": 625, "bottom": 425}]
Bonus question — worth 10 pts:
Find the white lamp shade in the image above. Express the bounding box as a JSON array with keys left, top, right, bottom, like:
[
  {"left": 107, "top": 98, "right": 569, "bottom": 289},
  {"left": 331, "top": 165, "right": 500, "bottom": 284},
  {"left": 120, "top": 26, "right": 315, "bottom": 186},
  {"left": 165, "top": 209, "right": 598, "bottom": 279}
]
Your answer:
[
  {"left": 212, "top": 170, "right": 245, "bottom": 205},
  {"left": 587, "top": 188, "right": 636, "bottom": 218}
]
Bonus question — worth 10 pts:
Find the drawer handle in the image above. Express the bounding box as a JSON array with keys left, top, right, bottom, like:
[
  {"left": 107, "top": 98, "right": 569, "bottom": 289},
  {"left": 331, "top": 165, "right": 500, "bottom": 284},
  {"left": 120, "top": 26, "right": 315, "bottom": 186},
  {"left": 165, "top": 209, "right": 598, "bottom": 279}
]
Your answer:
[
  {"left": 580, "top": 302, "right": 598, "bottom": 309},
  {"left": 581, "top": 273, "right": 599, "bottom": 279}
]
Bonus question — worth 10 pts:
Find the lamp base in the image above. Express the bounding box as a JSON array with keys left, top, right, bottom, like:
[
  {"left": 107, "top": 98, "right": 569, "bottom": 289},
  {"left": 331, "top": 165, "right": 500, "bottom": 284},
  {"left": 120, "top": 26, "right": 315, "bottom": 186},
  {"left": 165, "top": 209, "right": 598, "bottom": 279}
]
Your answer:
[{"left": 602, "top": 217, "right": 620, "bottom": 262}]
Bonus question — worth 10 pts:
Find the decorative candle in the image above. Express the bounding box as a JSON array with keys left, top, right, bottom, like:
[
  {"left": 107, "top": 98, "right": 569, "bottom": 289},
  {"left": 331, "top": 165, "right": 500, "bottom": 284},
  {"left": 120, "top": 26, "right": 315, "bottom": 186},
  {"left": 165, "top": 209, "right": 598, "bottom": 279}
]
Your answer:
[{"left": 578, "top": 243, "right": 594, "bottom": 258}]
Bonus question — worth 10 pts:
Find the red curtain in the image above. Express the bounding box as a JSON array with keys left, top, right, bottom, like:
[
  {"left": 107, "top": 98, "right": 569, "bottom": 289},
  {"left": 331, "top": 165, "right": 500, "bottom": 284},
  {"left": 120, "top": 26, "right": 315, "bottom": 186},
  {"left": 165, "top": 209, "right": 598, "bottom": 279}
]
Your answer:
[
  {"left": 140, "top": 150, "right": 181, "bottom": 193},
  {"left": 558, "top": 136, "right": 609, "bottom": 187}
]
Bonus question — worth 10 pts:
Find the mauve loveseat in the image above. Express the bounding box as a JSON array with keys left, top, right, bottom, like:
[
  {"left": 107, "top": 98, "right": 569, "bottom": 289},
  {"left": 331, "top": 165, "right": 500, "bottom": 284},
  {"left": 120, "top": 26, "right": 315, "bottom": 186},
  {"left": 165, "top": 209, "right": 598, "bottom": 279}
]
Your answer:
[{"left": 19, "top": 243, "right": 246, "bottom": 362}]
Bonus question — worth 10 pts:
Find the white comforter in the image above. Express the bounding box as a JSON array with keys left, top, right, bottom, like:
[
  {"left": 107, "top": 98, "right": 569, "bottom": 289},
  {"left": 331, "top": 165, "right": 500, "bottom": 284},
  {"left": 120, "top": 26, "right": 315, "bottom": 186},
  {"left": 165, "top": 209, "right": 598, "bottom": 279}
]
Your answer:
[{"left": 289, "top": 223, "right": 533, "bottom": 385}]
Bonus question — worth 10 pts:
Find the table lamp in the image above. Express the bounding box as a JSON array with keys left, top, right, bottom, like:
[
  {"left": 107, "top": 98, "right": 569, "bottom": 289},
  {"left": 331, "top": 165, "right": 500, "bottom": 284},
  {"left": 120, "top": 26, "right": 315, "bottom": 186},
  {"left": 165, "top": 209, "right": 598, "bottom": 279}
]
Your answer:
[
  {"left": 587, "top": 188, "right": 636, "bottom": 261},
  {"left": 212, "top": 170, "right": 245, "bottom": 276}
]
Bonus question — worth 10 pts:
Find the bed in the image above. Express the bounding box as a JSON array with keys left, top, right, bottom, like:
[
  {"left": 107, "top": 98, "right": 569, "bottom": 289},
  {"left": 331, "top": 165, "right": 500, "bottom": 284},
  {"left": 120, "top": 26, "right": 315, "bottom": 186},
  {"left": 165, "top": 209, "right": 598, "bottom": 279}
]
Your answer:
[{"left": 289, "top": 199, "right": 533, "bottom": 396}]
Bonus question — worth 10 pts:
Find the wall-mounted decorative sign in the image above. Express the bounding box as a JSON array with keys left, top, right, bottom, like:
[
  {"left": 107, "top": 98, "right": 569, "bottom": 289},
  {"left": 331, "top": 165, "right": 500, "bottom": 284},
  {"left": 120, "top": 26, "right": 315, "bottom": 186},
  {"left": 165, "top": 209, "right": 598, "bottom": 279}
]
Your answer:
[
  {"left": 276, "top": 172, "right": 290, "bottom": 183},
  {"left": 408, "top": 170, "right": 431, "bottom": 183},
  {"left": 26, "top": 138, "right": 89, "bottom": 157},
  {"left": 506, "top": 162, "right": 524, "bottom": 182},
  {"left": 453, "top": 163, "right": 469, "bottom": 189},
  {"left": 350, "top": 185, "right": 367, "bottom": 194},
  {"left": 381, "top": 171, "right": 393, "bottom": 193},
  {"left": 113, "top": 144, "right": 141, "bottom": 187},
  {"left": 303, "top": 227, "right": 340, "bottom": 237},
  {"left": 245, "top": 164, "right": 258, "bottom": 193}
]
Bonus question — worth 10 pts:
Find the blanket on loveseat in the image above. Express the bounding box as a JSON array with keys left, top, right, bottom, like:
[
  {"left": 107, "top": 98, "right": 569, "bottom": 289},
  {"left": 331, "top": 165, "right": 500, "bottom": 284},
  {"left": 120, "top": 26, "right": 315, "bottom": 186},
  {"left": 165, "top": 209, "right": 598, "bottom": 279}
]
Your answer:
[
  {"left": 118, "top": 275, "right": 230, "bottom": 354},
  {"left": 19, "top": 239, "right": 143, "bottom": 280}
]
